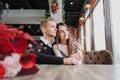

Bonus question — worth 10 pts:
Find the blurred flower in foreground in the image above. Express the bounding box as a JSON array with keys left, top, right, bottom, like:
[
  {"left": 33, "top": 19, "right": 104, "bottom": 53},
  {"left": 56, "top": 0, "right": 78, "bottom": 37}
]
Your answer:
[{"left": 0, "top": 23, "right": 38, "bottom": 78}]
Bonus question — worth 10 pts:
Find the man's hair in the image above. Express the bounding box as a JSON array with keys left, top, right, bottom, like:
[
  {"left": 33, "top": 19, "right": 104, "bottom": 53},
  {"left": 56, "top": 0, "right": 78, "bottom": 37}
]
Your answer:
[
  {"left": 40, "top": 17, "right": 55, "bottom": 28},
  {"left": 40, "top": 17, "right": 55, "bottom": 35},
  {"left": 40, "top": 17, "right": 55, "bottom": 34}
]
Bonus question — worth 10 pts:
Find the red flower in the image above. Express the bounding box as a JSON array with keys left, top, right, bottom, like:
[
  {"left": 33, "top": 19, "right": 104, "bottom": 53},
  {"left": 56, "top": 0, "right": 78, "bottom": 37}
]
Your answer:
[
  {"left": 0, "top": 23, "right": 8, "bottom": 32},
  {"left": 0, "top": 31, "right": 14, "bottom": 40},
  {"left": 8, "top": 28, "right": 24, "bottom": 37},
  {"left": 0, "top": 38, "right": 15, "bottom": 55},
  {"left": 19, "top": 53, "right": 37, "bottom": 69},
  {"left": 23, "top": 33, "right": 37, "bottom": 45},
  {"left": 7, "top": 28, "right": 19, "bottom": 39},
  {"left": 13, "top": 36, "right": 28, "bottom": 53},
  {"left": 0, "top": 64, "right": 5, "bottom": 78},
  {"left": 0, "top": 23, "right": 38, "bottom": 77}
]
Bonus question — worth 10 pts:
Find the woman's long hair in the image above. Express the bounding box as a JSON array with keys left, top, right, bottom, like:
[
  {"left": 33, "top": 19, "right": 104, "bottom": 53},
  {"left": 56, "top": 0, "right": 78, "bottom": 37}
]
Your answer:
[{"left": 56, "top": 23, "right": 75, "bottom": 56}]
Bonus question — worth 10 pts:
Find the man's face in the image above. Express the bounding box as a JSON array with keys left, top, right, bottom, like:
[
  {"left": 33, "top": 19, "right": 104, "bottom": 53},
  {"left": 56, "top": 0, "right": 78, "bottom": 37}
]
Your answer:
[{"left": 44, "top": 21, "right": 57, "bottom": 37}]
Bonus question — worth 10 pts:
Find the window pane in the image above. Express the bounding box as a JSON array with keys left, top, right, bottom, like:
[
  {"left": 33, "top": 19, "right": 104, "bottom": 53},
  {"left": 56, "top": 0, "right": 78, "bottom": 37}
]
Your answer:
[{"left": 93, "top": 0, "right": 106, "bottom": 50}]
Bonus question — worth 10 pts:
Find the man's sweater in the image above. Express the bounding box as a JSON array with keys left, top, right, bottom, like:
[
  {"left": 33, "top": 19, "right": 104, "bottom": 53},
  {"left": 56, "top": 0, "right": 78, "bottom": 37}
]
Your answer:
[{"left": 31, "top": 40, "right": 63, "bottom": 64}]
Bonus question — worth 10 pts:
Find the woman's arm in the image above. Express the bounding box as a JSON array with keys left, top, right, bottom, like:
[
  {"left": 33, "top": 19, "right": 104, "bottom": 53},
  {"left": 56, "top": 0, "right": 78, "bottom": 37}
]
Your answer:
[
  {"left": 53, "top": 44, "right": 63, "bottom": 57},
  {"left": 71, "top": 42, "right": 84, "bottom": 64}
]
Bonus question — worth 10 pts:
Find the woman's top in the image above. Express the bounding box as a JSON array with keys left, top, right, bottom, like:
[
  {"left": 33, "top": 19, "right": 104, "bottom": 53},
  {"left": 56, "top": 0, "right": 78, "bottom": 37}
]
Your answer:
[
  {"left": 53, "top": 42, "right": 83, "bottom": 64},
  {"left": 53, "top": 44, "right": 69, "bottom": 58}
]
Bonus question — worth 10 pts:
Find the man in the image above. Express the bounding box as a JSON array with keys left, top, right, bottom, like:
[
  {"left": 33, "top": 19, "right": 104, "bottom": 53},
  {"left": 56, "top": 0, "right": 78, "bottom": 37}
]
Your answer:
[{"left": 32, "top": 17, "right": 79, "bottom": 65}]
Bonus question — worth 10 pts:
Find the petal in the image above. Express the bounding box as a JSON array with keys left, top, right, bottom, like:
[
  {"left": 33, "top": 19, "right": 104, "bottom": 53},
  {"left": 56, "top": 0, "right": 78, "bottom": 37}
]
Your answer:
[
  {"left": 13, "top": 36, "right": 28, "bottom": 53},
  {"left": 19, "top": 54, "right": 37, "bottom": 69},
  {"left": 0, "top": 64, "right": 5, "bottom": 78}
]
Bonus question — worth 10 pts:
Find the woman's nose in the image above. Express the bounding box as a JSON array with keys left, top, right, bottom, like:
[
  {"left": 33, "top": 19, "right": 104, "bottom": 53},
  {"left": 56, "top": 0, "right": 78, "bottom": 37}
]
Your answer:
[
  {"left": 64, "top": 31, "right": 68, "bottom": 35},
  {"left": 55, "top": 28, "right": 57, "bottom": 31},
  {"left": 63, "top": 31, "right": 66, "bottom": 34}
]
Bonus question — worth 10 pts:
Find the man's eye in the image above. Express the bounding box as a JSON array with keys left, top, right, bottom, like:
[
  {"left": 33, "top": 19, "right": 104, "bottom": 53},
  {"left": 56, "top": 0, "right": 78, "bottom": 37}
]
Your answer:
[{"left": 51, "top": 25, "right": 56, "bottom": 28}]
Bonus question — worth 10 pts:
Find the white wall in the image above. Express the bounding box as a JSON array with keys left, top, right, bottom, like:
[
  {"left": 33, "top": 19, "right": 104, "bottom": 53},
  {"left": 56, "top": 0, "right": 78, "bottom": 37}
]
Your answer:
[
  {"left": 80, "top": 25, "right": 84, "bottom": 50},
  {"left": 110, "top": 0, "right": 120, "bottom": 64},
  {"left": 1, "top": 10, "right": 46, "bottom": 24},
  {"left": 85, "top": 18, "right": 91, "bottom": 51},
  {"left": 93, "top": 0, "right": 106, "bottom": 50}
]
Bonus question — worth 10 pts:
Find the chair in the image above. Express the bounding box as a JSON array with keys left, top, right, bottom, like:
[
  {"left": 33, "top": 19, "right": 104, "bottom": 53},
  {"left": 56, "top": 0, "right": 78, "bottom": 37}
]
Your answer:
[{"left": 83, "top": 50, "right": 113, "bottom": 64}]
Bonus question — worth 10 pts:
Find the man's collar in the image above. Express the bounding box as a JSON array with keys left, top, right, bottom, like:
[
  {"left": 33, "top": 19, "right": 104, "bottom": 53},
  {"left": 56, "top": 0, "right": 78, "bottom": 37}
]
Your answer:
[{"left": 40, "top": 36, "right": 55, "bottom": 47}]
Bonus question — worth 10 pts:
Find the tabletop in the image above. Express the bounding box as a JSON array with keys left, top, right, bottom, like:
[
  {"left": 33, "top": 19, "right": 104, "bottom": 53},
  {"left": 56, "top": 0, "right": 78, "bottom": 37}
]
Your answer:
[{"left": 2, "top": 64, "right": 120, "bottom": 80}]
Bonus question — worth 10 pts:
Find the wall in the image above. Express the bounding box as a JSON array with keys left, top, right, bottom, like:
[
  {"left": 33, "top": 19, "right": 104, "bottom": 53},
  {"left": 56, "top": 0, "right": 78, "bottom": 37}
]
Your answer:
[
  {"left": 1, "top": 10, "right": 46, "bottom": 24},
  {"left": 110, "top": 0, "right": 120, "bottom": 64},
  {"left": 1, "top": 0, "right": 63, "bottom": 24},
  {"left": 93, "top": 0, "right": 106, "bottom": 50}
]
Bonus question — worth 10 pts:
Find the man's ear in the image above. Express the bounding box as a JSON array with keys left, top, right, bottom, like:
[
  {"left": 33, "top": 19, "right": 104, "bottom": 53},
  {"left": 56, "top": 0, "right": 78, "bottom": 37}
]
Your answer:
[
  {"left": 41, "top": 27, "right": 44, "bottom": 32},
  {"left": 42, "top": 27, "right": 47, "bottom": 34},
  {"left": 43, "top": 27, "right": 46, "bottom": 32}
]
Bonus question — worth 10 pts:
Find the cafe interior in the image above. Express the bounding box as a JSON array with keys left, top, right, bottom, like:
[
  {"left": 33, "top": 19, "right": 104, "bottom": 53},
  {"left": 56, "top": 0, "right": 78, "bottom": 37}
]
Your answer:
[{"left": 0, "top": 0, "right": 120, "bottom": 80}]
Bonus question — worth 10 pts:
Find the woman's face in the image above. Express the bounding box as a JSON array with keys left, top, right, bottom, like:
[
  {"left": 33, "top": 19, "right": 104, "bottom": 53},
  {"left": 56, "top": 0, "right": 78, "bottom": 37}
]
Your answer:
[{"left": 58, "top": 25, "right": 69, "bottom": 41}]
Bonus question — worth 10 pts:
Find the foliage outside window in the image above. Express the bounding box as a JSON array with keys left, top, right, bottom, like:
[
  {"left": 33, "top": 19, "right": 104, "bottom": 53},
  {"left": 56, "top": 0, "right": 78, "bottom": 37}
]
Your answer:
[
  {"left": 51, "top": 0, "right": 59, "bottom": 14},
  {"left": 62, "top": 0, "right": 65, "bottom": 22}
]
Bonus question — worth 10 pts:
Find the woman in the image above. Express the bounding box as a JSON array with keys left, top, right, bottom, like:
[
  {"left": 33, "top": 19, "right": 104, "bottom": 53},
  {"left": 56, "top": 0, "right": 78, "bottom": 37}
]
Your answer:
[{"left": 53, "top": 23, "right": 84, "bottom": 64}]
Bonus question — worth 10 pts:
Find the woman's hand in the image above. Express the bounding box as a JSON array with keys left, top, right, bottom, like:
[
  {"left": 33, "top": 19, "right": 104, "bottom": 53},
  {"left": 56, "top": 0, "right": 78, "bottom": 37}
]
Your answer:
[
  {"left": 63, "top": 57, "right": 78, "bottom": 65},
  {"left": 70, "top": 52, "right": 84, "bottom": 64}
]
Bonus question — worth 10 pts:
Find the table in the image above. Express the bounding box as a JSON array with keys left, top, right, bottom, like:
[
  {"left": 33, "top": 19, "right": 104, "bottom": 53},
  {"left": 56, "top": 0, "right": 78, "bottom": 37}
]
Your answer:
[{"left": 2, "top": 64, "right": 120, "bottom": 80}]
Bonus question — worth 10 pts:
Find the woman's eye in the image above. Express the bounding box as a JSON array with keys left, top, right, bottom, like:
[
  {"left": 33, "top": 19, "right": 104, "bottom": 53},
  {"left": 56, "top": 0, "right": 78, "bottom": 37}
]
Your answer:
[
  {"left": 65, "top": 28, "right": 68, "bottom": 31},
  {"left": 59, "top": 31, "right": 63, "bottom": 33}
]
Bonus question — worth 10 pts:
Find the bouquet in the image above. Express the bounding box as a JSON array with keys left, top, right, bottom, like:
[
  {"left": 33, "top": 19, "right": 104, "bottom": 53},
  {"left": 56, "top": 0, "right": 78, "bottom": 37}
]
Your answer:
[{"left": 0, "top": 23, "right": 39, "bottom": 78}]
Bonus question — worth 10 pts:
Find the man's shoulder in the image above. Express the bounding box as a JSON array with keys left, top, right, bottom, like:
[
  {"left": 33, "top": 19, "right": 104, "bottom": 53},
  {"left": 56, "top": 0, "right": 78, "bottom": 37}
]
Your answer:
[
  {"left": 28, "top": 39, "right": 44, "bottom": 48},
  {"left": 52, "top": 41, "right": 56, "bottom": 46},
  {"left": 36, "top": 39, "right": 44, "bottom": 44}
]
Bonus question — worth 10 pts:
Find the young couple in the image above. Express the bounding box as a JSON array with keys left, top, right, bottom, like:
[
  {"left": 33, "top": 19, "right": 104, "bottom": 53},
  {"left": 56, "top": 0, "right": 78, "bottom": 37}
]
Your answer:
[{"left": 32, "top": 17, "right": 84, "bottom": 65}]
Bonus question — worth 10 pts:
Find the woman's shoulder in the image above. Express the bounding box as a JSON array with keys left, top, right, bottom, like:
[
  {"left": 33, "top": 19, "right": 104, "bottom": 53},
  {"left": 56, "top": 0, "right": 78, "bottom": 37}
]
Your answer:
[
  {"left": 53, "top": 44, "right": 67, "bottom": 48},
  {"left": 53, "top": 44, "right": 61, "bottom": 48},
  {"left": 53, "top": 44, "right": 57, "bottom": 47}
]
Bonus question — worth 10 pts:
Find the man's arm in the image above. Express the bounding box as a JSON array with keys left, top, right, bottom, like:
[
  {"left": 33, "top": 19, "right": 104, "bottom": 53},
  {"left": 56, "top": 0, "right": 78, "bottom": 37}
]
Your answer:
[
  {"left": 32, "top": 51, "right": 78, "bottom": 65},
  {"left": 32, "top": 51, "right": 63, "bottom": 64},
  {"left": 30, "top": 42, "right": 78, "bottom": 65}
]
